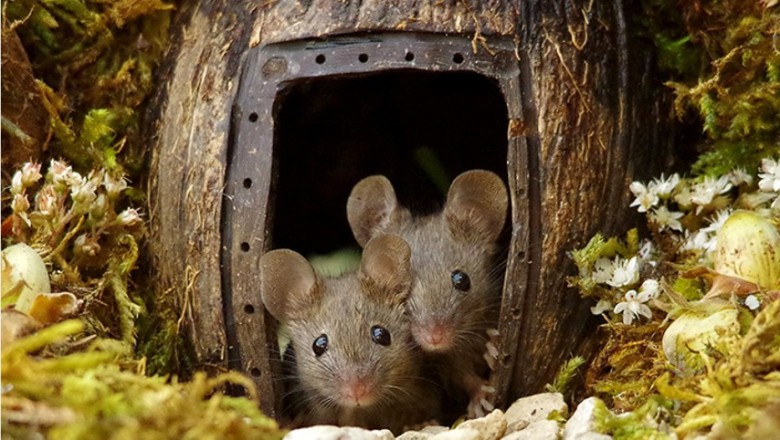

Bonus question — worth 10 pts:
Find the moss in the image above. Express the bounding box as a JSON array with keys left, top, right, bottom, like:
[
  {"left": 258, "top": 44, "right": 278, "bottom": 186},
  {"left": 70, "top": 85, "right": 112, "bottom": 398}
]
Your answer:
[
  {"left": 1, "top": 321, "right": 285, "bottom": 439},
  {"left": 546, "top": 356, "right": 586, "bottom": 395},
  {"left": 569, "top": 229, "right": 640, "bottom": 298},
  {"left": 4, "top": 0, "right": 171, "bottom": 178}
]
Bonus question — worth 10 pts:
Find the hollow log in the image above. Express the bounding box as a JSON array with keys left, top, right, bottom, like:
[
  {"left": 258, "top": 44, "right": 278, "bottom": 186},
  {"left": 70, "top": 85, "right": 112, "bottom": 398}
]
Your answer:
[{"left": 145, "top": 0, "right": 673, "bottom": 419}]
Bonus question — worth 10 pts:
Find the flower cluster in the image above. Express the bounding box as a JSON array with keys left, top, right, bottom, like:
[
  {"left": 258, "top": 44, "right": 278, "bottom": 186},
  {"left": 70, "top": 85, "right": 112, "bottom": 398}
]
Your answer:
[
  {"left": 587, "top": 251, "right": 661, "bottom": 325},
  {"left": 7, "top": 160, "right": 142, "bottom": 268},
  {"left": 628, "top": 159, "right": 779, "bottom": 261}
]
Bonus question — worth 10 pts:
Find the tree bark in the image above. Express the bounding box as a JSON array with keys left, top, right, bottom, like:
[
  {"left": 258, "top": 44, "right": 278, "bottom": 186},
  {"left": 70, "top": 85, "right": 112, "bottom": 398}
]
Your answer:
[
  {"left": 503, "top": 0, "right": 673, "bottom": 403},
  {"left": 145, "top": 0, "right": 673, "bottom": 418}
]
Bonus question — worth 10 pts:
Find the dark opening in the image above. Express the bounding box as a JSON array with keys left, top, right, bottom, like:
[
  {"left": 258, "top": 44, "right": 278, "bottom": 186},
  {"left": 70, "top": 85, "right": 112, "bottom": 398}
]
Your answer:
[{"left": 271, "top": 69, "right": 509, "bottom": 256}]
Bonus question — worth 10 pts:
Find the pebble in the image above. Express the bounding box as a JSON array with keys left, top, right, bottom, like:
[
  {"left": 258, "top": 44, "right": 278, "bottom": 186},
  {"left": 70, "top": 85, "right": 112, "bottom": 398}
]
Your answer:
[
  {"left": 432, "top": 428, "right": 480, "bottom": 440},
  {"left": 284, "top": 425, "right": 395, "bottom": 440},
  {"left": 283, "top": 393, "right": 613, "bottom": 440},
  {"left": 562, "top": 397, "right": 611, "bottom": 440},
  {"left": 504, "top": 392, "right": 568, "bottom": 432},
  {"left": 501, "top": 420, "right": 560, "bottom": 440},
  {"left": 456, "top": 409, "right": 507, "bottom": 440}
]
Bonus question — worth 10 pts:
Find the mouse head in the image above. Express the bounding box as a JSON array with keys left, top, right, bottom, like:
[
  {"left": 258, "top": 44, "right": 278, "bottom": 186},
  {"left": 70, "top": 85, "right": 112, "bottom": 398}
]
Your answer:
[
  {"left": 347, "top": 170, "right": 508, "bottom": 353},
  {"left": 348, "top": 170, "right": 507, "bottom": 246},
  {"left": 260, "top": 234, "right": 418, "bottom": 409}
]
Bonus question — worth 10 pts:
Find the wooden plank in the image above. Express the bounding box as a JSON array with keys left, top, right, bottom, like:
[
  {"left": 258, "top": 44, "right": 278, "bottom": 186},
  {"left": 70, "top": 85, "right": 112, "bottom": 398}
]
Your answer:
[{"left": 252, "top": 0, "right": 517, "bottom": 46}]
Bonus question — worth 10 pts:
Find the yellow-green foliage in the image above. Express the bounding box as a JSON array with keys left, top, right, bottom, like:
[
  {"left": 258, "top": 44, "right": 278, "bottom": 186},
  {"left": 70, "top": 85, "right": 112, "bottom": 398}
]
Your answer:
[
  {"left": 2, "top": 320, "right": 286, "bottom": 440},
  {"left": 656, "top": 1, "right": 780, "bottom": 176},
  {"left": 546, "top": 356, "right": 586, "bottom": 395},
  {"left": 569, "top": 229, "right": 639, "bottom": 297},
  {"left": 5, "top": 0, "right": 171, "bottom": 176}
]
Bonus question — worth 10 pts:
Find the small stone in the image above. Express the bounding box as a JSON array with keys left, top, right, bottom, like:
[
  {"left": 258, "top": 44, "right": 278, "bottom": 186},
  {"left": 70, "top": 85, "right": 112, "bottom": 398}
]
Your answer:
[
  {"left": 284, "top": 425, "right": 395, "bottom": 440},
  {"left": 562, "top": 397, "right": 610, "bottom": 440},
  {"left": 432, "top": 428, "right": 480, "bottom": 440},
  {"left": 456, "top": 409, "right": 507, "bottom": 440},
  {"left": 574, "top": 434, "right": 612, "bottom": 440},
  {"left": 397, "top": 430, "right": 433, "bottom": 440},
  {"left": 505, "top": 393, "right": 568, "bottom": 432},
  {"left": 502, "top": 420, "right": 560, "bottom": 440},
  {"left": 420, "top": 426, "right": 449, "bottom": 435}
]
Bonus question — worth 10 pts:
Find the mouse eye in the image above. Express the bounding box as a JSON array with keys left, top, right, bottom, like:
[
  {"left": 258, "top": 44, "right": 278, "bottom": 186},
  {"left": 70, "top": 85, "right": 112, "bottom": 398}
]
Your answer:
[
  {"left": 370, "top": 325, "right": 391, "bottom": 346},
  {"left": 312, "top": 334, "right": 328, "bottom": 356},
  {"left": 451, "top": 270, "right": 471, "bottom": 292}
]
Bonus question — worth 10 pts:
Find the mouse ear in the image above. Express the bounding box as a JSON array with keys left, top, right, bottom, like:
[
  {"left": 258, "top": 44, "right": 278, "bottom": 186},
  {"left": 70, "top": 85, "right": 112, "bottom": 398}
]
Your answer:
[
  {"left": 444, "top": 170, "right": 509, "bottom": 244},
  {"left": 260, "top": 249, "right": 320, "bottom": 322},
  {"left": 347, "top": 175, "right": 410, "bottom": 247},
  {"left": 359, "top": 234, "right": 412, "bottom": 306}
]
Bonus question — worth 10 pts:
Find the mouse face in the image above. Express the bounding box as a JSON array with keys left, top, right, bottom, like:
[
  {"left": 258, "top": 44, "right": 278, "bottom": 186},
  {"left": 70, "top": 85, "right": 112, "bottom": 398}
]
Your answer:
[
  {"left": 261, "top": 234, "right": 421, "bottom": 415},
  {"left": 398, "top": 217, "right": 502, "bottom": 352},
  {"left": 287, "top": 275, "right": 418, "bottom": 409},
  {"left": 347, "top": 170, "right": 508, "bottom": 355}
]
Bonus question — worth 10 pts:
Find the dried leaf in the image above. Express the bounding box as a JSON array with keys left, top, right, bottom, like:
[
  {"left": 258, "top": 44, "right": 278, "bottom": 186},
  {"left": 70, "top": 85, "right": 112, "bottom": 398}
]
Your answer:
[{"left": 27, "top": 292, "right": 83, "bottom": 325}]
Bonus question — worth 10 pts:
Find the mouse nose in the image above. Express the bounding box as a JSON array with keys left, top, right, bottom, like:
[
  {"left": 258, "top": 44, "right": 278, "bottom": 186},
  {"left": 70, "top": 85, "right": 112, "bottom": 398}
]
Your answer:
[
  {"left": 342, "top": 376, "right": 373, "bottom": 406},
  {"left": 414, "top": 322, "right": 452, "bottom": 351}
]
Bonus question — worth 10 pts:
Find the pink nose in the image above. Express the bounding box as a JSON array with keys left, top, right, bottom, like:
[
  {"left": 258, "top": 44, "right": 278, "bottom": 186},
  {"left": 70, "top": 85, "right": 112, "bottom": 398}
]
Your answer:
[
  {"left": 415, "top": 323, "right": 452, "bottom": 350},
  {"left": 342, "top": 377, "right": 373, "bottom": 405}
]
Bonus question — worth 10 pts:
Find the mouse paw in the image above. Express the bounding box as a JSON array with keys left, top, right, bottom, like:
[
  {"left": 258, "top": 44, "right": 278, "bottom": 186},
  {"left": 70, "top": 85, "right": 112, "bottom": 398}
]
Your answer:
[
  {"left": 483, "top": 328, "right": 500, "bottom": 371},
  {"left": 467, "top": 383, "right": 497, "bottom": 419}
]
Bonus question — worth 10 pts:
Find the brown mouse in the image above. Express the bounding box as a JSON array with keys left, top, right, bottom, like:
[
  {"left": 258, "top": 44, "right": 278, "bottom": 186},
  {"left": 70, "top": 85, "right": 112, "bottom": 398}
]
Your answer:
[
  {"left": 260, "top": 234, "right": 441, "bottom": 434},
  {"left": 347, "top": 170, "right": 508, "bottom": 419}
]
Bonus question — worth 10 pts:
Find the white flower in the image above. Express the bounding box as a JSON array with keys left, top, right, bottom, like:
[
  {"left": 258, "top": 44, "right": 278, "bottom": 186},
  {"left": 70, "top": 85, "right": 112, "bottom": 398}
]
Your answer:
[
  {"left": 683, "top": 229, "right": 717, "bottom": 253},
  {"left": 49, "top": 159, "right": 76, "bottom": 190},
  {"left": 12, "top": 194, "right": 30, "bottom": 213},
  {"left": 648, "top": 173, "right": 681, "bottom": 199},
  {"left": 116, "top": 208, "right": 142, "bottom": 226},
  {"left": 614, "top": 289, "right": 653, "bottom": 324},
  {"left": 10, "top": 171, "right": 24, "bottom": 195},
  {"left": 700, "top": 209, "right": 732, "bottom": 235},
  {"left": 590, "top": 299, "right": 612, "bottom": 315},
  {"left": 629, "top": 181, "right": 659, "bottom": 213},
  {"left": 12, "top": 194, "right": 31, "bottom": 227},
  {"left": 70, "top": 176, "right": 98, "bottom": 206},
  {"left": 103, "top": 172, "right": 128, "bottom": 199},
  {"left": 638, "top": 240, "right": 658, "bottom": 267},
  {"left": 690, "top": 175, "right": 733, "bottom": 209},
  {"left": 591, "top": 257, "right": 614, "bottom": 284},
  {"left": 728, "top": 167, "right": 753, "bottom": 187},
  {"left": 21, "top": 162, "right": 42, "bottom": 187},
  {"left": 744, "top": 295, "right": 760, "bottom": 311},
  {"left": 35, "top": 186, "right": 59, "bottom": 218},
  {"left": 758, "top": 157, "right": 780, "bottom": 192},
  {"left": 607, "top": 256, "right": 640, "bottom": 288},
  {"left": 638, "top": 279, "right": 660, "bottom": 299},
  {"left": 673, "top": 182, "right": 693, "bottom": 209},
  {"left": 649, "top": 206, "right": 684, "bottom": 232},
  {"left": 90, "top": 193, "right": 108, "bottom": 220}
]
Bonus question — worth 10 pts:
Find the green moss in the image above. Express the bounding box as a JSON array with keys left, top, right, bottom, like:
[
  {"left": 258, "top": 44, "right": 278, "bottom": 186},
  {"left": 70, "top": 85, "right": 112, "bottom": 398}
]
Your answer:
[
  {"left": 546, "top": 356, "right": 586, "bottom": 395},
  {"left": 671, "top": 276, "right": 704, "bottom": 301},
  {"left": 569, "top": 229, "right": 639, "bottom": 297},
  {"left": 2, "top": 320, "right": 285, "bottom": 439}
]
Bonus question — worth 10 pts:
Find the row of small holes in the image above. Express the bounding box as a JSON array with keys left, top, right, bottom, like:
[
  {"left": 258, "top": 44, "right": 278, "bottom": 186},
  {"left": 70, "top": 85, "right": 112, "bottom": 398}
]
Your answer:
[
  {"left": 242, "top": 47, "right": 466, "bottom": 369},
  {"left": 312, "top": 51, "right": 464, "bottom": 65}
]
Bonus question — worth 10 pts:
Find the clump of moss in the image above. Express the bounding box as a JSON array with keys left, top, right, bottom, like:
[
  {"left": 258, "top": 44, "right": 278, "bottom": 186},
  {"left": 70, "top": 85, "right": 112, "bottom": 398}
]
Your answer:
[
  {"left": 1, "top": 320, "right": 285, "bottom": 440},
  {"left": 4, "top": 0, "right": 171, "bottom": 178},
  {"left": 651, "top": 1, "right": 780, "bottom": 176},
  {"left": 569, "top": 158, "right": 780, "bottom": 437}
]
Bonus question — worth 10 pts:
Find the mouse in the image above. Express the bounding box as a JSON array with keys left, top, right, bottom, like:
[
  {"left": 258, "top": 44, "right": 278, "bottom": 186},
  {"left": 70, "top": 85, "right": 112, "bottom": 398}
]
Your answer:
[
  {"left": 346, "top": 169, "right": 509, "bottom": 419},
  {"left": 260, "top": 234, "right": 442, "bottom": 434}
]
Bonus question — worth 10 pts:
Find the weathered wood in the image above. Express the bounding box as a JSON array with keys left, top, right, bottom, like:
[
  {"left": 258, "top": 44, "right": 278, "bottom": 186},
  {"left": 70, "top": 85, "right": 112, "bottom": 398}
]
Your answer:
[
  {"left": 503, "top": 0, "right": 673, "bottom": 404},
  {"left": 252, "top": 0, "right": 516, "bottom": 46},
  {"left": 1, "top": 29, "right": 48, "bottom": 170},
  {"left": 145, "top": 0, "right": 672, "bottom": 422},
  {"left": 144, "top": 0, "right": 265, "bottom": 401}
]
